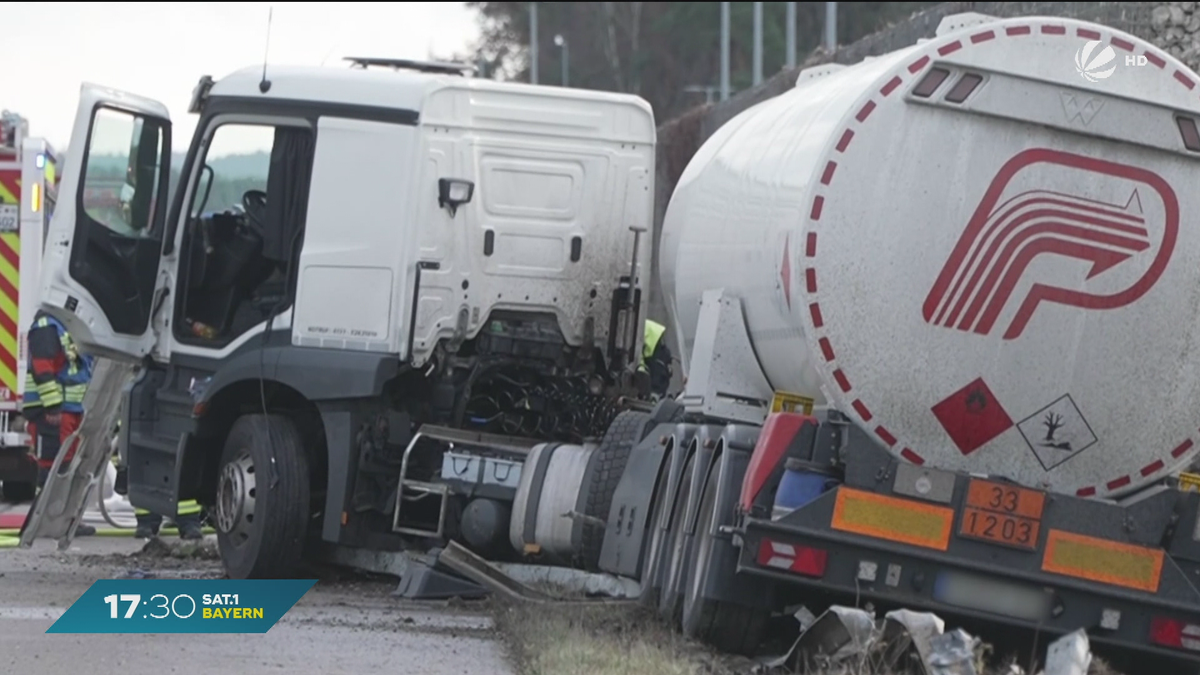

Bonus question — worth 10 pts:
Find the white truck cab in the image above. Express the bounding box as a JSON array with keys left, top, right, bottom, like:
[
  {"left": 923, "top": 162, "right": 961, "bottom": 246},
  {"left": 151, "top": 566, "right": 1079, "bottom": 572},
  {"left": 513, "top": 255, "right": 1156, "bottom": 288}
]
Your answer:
[{"left": 40, "top": 59, "right": 657, "bottom": 577}]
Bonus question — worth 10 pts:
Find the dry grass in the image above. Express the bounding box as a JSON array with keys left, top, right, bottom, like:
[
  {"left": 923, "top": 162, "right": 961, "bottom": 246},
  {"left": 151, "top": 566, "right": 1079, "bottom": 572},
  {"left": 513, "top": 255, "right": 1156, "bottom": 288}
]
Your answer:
[
  {"left": 494, "top": 601, "right": 703, "bottom": 675},
  {"left": 493, "top": 598, "right": 1130, "bottom": 675}
]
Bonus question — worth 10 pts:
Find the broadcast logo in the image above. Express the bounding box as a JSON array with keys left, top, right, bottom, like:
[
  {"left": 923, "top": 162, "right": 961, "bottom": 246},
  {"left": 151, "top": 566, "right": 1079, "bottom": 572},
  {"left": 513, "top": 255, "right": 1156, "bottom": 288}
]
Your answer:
[
  {"left": 1075, "top": 40, "right": 1116, "bottom": 82},
  {"left": 1075, "top": 40, "right": 1147, "bottom": 83},
  {"left": 46, "top": 579, "right": 315, "bottom": 634}
]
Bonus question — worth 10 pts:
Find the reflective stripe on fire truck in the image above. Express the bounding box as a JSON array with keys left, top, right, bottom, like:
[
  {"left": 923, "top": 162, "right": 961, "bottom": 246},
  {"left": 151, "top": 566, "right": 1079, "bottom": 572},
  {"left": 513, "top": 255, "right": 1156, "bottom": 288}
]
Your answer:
[{"left": 0, "top": 170, "right": 20, "bottom": 401}]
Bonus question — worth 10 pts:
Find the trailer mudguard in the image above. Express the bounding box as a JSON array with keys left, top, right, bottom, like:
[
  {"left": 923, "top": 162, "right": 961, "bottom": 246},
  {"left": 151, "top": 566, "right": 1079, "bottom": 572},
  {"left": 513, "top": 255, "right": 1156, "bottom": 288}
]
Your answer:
[
  {"left": 597, "top": 425, "right": 673, "bottom": 576},
  {"left": 597, "top": 399, "right": 688, "bottom": 577},
  {"left": 681, "top": 425, "right": 723, "bottom": 538},
  {"left": 692, "top": 423, "right": 776, "bottom": 609},
  {"left": 658, "top": 424, "right": 724, "bottom": 615}
]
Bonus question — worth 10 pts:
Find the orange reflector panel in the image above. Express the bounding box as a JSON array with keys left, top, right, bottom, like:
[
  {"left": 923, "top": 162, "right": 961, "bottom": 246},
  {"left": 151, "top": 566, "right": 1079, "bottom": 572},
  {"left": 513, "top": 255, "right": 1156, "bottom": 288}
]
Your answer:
[
  {"left": 831, "top": 488, "right": 953, "bottom": 551},
  {"left": 1041, "top": 529, "right": 1164, "bottom": 593}
]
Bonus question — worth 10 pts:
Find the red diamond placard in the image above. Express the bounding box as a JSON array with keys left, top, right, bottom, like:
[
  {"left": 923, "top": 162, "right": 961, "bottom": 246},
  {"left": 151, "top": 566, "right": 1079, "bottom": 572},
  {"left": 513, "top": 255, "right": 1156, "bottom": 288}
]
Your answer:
[{"left": 931, "top": 377, "right": 1014, "bottom": 456}]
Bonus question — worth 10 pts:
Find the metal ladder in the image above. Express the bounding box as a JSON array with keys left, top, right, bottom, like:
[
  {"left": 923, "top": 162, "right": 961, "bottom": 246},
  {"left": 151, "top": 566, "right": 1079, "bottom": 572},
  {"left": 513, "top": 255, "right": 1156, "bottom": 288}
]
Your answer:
[{"left": 19, "top": 358, "right": 136, "bottom": 548}]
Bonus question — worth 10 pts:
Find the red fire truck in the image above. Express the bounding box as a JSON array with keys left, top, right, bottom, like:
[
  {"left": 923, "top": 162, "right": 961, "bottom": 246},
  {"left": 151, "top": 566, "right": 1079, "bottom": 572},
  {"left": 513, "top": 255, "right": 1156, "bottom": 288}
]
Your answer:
[{"left": 0, "top": 110, "right": 59, "bottom": 502}]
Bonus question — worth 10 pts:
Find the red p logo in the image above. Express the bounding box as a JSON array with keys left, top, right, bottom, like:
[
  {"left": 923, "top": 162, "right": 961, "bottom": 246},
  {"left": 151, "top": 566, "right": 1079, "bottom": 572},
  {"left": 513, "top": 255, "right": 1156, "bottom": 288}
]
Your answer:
[{"left": 922, "top": 148, "right": 1179, "bottom": 340}]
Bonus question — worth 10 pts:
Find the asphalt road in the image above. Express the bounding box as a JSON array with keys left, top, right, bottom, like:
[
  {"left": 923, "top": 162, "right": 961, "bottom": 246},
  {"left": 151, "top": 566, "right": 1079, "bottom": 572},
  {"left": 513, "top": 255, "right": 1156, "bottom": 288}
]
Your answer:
[{"left": 0, "top": 534, "right": 515, "bottom": 675}]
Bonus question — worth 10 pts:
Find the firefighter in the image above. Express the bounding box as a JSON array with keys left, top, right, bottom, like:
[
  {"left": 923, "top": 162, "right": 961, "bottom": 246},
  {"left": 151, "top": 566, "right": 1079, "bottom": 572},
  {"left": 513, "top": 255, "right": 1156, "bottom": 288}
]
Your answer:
[
  {"left": 23, "top": 310, "right": 95, "bottom": 536},
  {"left": 639, "top": 319, "right": 673, "bottom": 399},
  {"left": 134, "top": 502, "right": 204, "bottom": 540},
  {"left": 108, "top": 420, "right": 205, "bottom": 540}
]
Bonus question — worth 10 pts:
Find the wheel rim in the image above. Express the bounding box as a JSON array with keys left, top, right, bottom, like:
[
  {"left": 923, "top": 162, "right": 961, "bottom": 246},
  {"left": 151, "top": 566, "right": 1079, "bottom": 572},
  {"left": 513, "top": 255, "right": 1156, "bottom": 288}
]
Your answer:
[{"left": 215, "top": 452, "right": 257, "bottom": 544}]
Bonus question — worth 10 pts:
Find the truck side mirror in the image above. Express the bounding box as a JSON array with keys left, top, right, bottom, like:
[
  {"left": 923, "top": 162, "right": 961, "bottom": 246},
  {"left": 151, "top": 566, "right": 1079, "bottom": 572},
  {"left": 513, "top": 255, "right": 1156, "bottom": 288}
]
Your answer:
[{"left": 438, "top": 178, "right": 474, "bottom": 217}]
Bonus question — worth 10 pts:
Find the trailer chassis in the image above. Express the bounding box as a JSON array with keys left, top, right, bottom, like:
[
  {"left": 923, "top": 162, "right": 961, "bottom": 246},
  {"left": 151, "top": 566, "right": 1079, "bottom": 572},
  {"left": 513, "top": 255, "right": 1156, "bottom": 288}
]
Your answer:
[{"left": 598, "top": 289, "right": 1200, "bottom": 665}]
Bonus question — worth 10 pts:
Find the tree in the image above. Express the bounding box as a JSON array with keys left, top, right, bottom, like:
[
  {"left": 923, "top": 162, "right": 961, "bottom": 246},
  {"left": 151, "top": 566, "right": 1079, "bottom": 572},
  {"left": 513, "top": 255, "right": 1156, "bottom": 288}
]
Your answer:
[{"left": 462, "top": 2, "right": 939, "bottom": 121}]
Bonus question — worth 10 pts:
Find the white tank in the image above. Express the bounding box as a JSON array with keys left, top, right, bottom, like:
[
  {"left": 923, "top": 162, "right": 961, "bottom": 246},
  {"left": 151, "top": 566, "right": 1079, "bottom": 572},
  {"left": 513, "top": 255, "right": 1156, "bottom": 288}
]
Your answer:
[{"left": 660, "top": 14, "right": 1200, "bottom": 498}]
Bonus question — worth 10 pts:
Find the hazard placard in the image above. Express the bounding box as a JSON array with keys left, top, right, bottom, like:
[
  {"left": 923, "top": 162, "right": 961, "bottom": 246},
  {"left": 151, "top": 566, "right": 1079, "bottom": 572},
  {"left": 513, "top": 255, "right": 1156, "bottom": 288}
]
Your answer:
[
  {"left": 771, "top": 391, "right": 814, "bottom": 416},
  {"left": 1178, "top": 472, "right": 1200, "bottom": 493}
]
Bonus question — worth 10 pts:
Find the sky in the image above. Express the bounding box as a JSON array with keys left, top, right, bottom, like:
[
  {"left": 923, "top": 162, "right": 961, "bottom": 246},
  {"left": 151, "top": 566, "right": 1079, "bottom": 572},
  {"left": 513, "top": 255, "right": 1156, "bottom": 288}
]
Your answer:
[{"left": 3, "top": 2, "right": 482, "bottom": 155}]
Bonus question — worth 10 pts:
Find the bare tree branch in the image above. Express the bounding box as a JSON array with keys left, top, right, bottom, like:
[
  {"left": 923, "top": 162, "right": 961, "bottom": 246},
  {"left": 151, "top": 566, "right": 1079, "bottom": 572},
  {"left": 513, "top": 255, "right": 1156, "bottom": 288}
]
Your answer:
[{"left": 597, "top": 2, "right": 626, "bottom": 92}]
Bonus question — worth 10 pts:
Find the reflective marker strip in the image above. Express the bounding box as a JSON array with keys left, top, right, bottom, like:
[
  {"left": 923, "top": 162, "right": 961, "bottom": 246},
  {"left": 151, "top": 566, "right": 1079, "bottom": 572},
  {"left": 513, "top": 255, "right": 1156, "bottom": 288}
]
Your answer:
[
  {"left": 831, "top": 487, "right": 954, "bottom": 551},
  {"left": 0, "top": 171, "right": 18, "bottom": 401},
  {"left": 1042, "top": 529, "right": 1164, "bottom": 593},
  {"left": 763, "top": 541, "right": 796, "bottom": 569}
]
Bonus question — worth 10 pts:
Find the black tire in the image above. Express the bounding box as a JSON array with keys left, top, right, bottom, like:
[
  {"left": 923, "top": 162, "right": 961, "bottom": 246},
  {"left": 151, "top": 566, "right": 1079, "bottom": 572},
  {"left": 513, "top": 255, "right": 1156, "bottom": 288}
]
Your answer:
[
  {"left": 638, "top": 459, "right": 671, "bottom": 608},
  {"left": 658, "top": 452, "right": 696, "bottom": 625},
  {"left": 681, "top": 462, "right": 769, "bottom": 655},
  {"left": 579, "top": 410, "right": 652, "bottom": 570},
  {"left": 1, "top": 480, "right": 35, "bottom": 504},
  {"left": 215, "top": 414, "right": 310, "bottom": 579}
]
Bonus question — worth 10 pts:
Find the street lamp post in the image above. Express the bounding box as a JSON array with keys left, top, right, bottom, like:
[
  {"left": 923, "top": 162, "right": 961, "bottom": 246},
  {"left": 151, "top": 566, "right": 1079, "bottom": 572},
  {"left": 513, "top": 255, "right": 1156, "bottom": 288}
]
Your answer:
[
  {"left": 786, "top": 2, "right": 797, "bottom": 68},
  {"left": 825, "top": 2, "right": 838, "bottom": 52},
  {"left": 554, "top": 34, "right": 569, "bottom": 87},
  {"left": 720, "top": 2, "right": 730, "bottom": 101},
  {"left": 752, "top": 2, "right": 763, "bottom": 86},
  {"left": 530, "top": 2, "right": 539, "bottom": 84}
]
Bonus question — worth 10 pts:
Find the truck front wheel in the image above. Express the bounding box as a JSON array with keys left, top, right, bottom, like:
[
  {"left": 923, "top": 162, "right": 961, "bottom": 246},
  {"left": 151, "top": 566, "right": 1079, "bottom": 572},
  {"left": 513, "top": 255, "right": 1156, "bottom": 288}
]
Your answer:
[{"left": 214, "top": 414, "right": 311, "bottom": 579}]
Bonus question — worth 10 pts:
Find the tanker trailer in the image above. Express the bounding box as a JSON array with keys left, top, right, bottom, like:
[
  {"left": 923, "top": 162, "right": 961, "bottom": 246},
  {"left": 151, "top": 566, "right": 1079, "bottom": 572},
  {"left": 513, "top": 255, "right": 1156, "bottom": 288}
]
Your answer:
[{"left": 594, "top": 12, "right": 1200, "bottom": 665}]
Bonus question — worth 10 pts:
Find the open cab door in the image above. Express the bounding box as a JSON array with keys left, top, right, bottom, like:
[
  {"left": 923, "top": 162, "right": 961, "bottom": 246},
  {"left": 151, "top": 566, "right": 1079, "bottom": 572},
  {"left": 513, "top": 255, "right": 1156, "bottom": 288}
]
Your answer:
[{"left": 40, "top": 83, "right": 172, "bottom": 360}]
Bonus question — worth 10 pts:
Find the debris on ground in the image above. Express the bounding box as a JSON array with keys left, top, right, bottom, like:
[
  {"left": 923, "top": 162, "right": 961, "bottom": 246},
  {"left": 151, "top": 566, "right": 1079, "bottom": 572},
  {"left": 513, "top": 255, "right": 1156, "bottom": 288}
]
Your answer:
[
  {"left": 927, "top": 628, "right": 983, "bottom": 675},
  {"left": 75, "top": 534, "right": 223, "bottom": 577},
  {"left": 1039, "top": 630, "right": 1091, "bottom": 675},
  {"left": 489, "top": 581, "right": 1121, "bottom": 675},
  {"left": 880, "top": 609, "right": 945, "bottom": 671},
  {"left": 437, "top": 540, "right": 637, "bottom": 603},
  {"left": 138, "top": 535, "right": 220, "bottom": 560}
]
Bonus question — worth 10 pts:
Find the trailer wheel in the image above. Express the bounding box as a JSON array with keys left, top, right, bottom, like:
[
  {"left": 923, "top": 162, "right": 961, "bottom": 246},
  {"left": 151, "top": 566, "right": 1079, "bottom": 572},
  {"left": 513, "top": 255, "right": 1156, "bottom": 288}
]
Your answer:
[
  {"left": 657, "top": 451, "right": 696, "bottom": 624},
  {"left": 1, "top": 480, "right": 35, "bottom": 504},
  {"left": 579, "top": 410, "right": 652, "bottom": 569},
  {"left": 681, "top": 462, "right": 768, "bottom": 655},
  {"left": 214, "top": 414, "right": 310, "bottom": 580},
  {"left": 637, "top": 459, "right": 671, "bottom": 607}
]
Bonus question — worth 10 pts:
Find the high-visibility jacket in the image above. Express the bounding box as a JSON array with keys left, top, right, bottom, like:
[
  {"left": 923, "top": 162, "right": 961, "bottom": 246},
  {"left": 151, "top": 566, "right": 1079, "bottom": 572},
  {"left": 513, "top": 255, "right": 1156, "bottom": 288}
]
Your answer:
[
  {"left": 23, "top": 312, "right": 92, "bottom": 415},
  {"left": 136, "top": 501, "right": 202, "bottom": 518},
  {"left": 639, "top": 320, "right": 667, "bottom": 372}
]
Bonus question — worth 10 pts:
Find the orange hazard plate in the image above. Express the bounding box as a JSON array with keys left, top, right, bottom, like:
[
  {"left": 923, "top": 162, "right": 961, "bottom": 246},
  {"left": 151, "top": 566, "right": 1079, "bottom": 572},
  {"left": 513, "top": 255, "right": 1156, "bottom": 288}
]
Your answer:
[
  {"left": 959, "top": 508, "right": 1040, "bottom": 550},
  {"left": 957, "top": 479, "right": 1045, "bottom": 551}
]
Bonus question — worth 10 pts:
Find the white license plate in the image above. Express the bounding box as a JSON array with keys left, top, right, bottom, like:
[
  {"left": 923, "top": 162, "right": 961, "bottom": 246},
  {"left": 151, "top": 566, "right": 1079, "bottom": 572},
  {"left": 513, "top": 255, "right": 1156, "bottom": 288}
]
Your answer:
[{"left": 0, "top": 204, "right": 16, "bottom": 233}]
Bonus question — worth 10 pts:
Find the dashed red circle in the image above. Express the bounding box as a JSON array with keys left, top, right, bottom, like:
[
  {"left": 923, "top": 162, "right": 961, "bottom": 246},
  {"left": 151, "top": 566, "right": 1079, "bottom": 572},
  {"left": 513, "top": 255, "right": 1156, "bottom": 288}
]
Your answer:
[{"left": 799, "top": 19, "right": 1199, "bottom": 498}]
